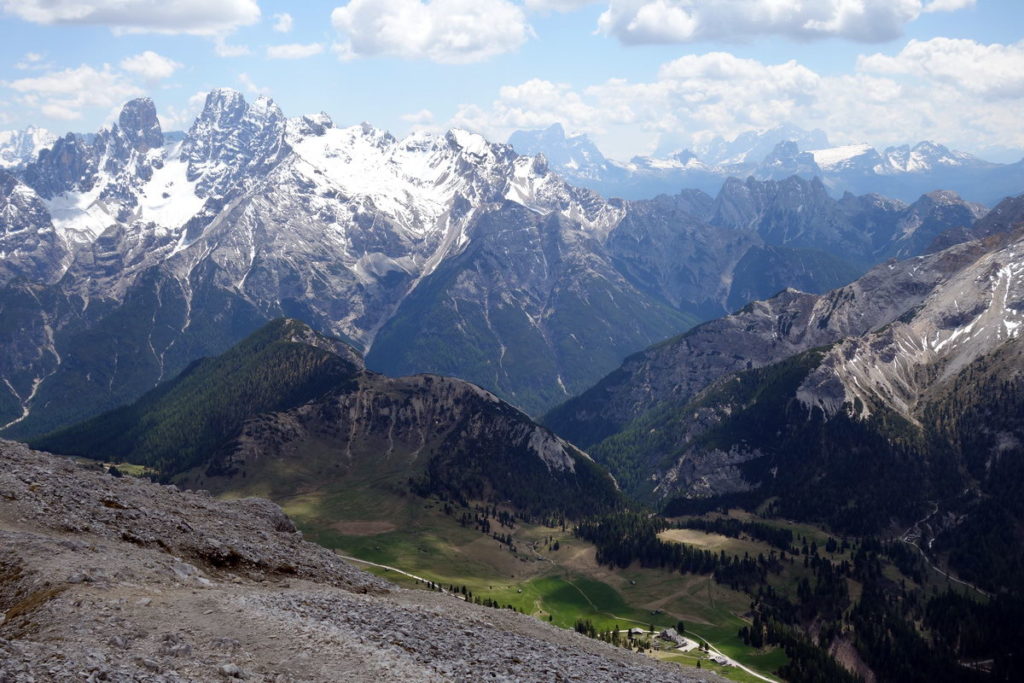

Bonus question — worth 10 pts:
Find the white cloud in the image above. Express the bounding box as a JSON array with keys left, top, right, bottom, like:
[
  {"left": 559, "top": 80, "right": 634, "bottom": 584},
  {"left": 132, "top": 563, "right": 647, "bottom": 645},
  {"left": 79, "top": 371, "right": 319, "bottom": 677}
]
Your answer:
[
  {"left": 266, "top": 43, "right": 324, "bottom": 59},
  {"left": 524, "top": 0, "right": 597, "bottom": 12},
  {"left": 272, "top": 12, "right": 293, "bottom": 32},
  {"left": 401, "top": 109, "right": 435, "bottom": 124},
  {"left": 858, "top": 38, "right": 1024, "bottom": 99},
  {"left": 923, "top": 0, "right": 975, "bottom": 13},
  {"left": 120, "top": 51, "right": 183, "bottom": 82},
  {"left": 214, "top": 35, "right": 251, "bottom": 57},
  {"left": 158, "top": 90, "right": 207, "bottom": 130},
  {"left": 15, "top": 52, "right": 48, "bottom": 70},
  {"left": 330, "top": 0, "right": 532, "bottom": 64},
  {"left": 41, "top": 103, "right": 82, "bottom": 121},
  {"left": 7, "top": 64, "right": 145, "bottom": 121},
  {"left": 452, "top": 78, "right": 603, "bottom": 137},
  {"left": 451, "top": 42, "right": 1024, "bottom": 160},
  {"left": 238, "top": 72, "right": 269, "bottom": 96},
  {"left": 2, "top": 0, "right": 261, "bottom": 35},
  {"left": 595, "top": 0, "right": 969, "bottom": 45}
]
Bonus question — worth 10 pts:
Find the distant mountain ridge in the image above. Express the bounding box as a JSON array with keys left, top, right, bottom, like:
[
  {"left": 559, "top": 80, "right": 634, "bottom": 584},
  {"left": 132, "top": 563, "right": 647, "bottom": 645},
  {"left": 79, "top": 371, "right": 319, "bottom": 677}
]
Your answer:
[
  {"left": 0, "top": 91, "right": 993, "bottom": 438},
  {"left": 509, "top": 123, "right": 1023, "bottom": 205},
  {"left": 0, "top": 126, "right": 57, "bottom": 169}
]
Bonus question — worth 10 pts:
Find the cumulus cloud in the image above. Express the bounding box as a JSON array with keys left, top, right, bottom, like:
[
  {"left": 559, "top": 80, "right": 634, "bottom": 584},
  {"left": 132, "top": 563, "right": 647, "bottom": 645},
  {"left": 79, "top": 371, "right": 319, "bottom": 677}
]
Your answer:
[
  {"left": 158, "top": 90, "right": 207, "bottom": 130},
  {"left": 858, "top": 37, "right": 1024, "bottom": 99},
  {"left": 453, "top": 78, "right": 603, "bottom": 134},
  {"left": 330, "top": 0, "right": 532, "bottom": 64},
  {"left": 402, "top": 109, "right": 435, "bottom": 124},
  {"left": 120, "top": 51, "right": 183, "bottom": 82},
  {"left": 595, "top": 0, "right": 968, "bottom": 45},
  {"left": 1, "top": 0, "right": 261, "bottom": 35},
  {"left": 7, "top": 64, "right": 145, "bottom": 121},
  {"left": 923, "top": 0, "right": 976, "bottom": 13},
  {"left": 272, "top": 12, "right": 293, "bottom": 32},
  {"left": 266, "top": 43, "right": 324, "bottom": 59},
  {"left": 213, "top": 36, "right": 251, "bottom": 57},
  {"left": 451, "top": 42, "right": 1024, "bottom": 159},
  {"left": 237, "top": 72, "right": 269, "bottom": 96}
]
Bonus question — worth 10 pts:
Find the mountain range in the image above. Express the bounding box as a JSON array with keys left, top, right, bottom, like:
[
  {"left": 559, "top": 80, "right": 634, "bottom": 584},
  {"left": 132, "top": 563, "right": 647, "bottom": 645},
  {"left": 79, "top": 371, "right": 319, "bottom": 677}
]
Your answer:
[
  {"left": 509, "top": 123, "right": 1024, "bottom": 206},
  {"left": 545, "top": 194, "right": 1024, "bottom": 591},
  {"left": 5, "top": 90, "right": 1024, "bottom": 681},
  {"left": 0, "top": 91, "right": 993, "bottom": 439}
]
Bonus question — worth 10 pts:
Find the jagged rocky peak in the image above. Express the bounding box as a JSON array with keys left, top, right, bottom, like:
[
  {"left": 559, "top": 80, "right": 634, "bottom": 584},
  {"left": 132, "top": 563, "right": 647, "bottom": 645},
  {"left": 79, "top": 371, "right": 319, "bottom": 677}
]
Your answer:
[
  {"left": 23, "top": 131, "right": 97, "bottom": 198},
  {"left": 711, "top": 174, "right": 834, "bottom": 233},
  {"left": 698, "top": 123, "right": 830, "bottom": 166},
  {"left": 883, "top": 140, "right": 980, "bottom": 172},
  {"left": 116, "top": 97, "right": 164, "bottom": 152},
  {"left": 183, "top": 88, "right": 287, "bottom": 198},
  {"left": 0, "top": 125, "right": 57, "bottom": 168},
  {"left": 196, "top": 87, "right": 248, "bottom": 125},
  {"left": 799, "top": 232, "right": 1024, "bottom": 421},
  {"left": 508, "top": 123, "right": 609, "bottom": 174},
  {"left": 289, "top": 111, "right": 334, "bottom": 137},
  {"left": 0, "top": 169, "right": 50, "bottom": 231},
  {"left": 757, "top": 140, "right": 822, "bottom": 180}
]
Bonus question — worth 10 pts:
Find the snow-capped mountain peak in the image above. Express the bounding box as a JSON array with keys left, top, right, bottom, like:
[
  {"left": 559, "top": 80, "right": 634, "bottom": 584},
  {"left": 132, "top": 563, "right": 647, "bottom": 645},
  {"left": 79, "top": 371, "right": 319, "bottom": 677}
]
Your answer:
[
  {"left": 0, "top": 126, "right": 57, "bottom": 169},
  {"left": 808, "top": 143, "right": 876, "bottom": 171}
]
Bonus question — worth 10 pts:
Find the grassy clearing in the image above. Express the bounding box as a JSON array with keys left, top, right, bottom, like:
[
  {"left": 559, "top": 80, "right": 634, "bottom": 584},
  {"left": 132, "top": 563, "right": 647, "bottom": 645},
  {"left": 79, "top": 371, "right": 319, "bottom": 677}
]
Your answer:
[
  {"left": 658, "top": 651, "right": 769, "bottom": 683},
  {"left": 110, "top": 462, "right": 159, "bottom": 477},
  {"left": 216, "top": 463, "right": 791, "bottom": 681},
  {"left": 289, "top": 491, "right": 788, "bottom": 680}
]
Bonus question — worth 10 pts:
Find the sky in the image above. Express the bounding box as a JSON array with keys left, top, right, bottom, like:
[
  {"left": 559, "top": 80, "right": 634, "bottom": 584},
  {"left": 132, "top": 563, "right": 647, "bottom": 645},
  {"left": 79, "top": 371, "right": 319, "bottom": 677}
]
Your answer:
[{"left": 0, "top": 0, "right": 1022, "bottom": 162}]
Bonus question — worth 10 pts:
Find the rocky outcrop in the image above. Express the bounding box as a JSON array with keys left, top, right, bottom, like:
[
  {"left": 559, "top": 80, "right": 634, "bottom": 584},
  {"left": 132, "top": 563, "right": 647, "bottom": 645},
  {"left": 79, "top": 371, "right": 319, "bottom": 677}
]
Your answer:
[
  {"left": 0, "top": 441, "right": 710, "bottom": 682},
  {"left": 545, "top": 235, "right": 996, "bottom": 448}
]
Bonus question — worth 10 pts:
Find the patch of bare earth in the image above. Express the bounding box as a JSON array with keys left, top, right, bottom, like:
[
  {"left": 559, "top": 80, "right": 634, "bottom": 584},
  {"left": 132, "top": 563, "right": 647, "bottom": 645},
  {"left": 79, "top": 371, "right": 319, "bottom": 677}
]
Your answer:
[{"left": 331, "top": 520, "right": 397, "bottom": 536}]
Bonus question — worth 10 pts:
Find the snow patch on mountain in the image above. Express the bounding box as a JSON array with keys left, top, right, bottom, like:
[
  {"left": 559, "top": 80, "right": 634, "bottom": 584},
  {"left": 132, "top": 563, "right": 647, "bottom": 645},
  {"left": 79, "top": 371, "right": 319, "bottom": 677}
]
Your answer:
[
  {"left": 800, "top": 237, "right": 1024, "bottom": 421},
  {"left": 809, "top": 144, "right": 875, "bottom": 171},
  {"left": 0, "top": 127, "right": 57, "bottom": 169},
  {"left": 138, "top": 143, "right": 204, "bottom": 232},
  {"left": 43, "top": 184, "right": 114, "bottom": 244}
]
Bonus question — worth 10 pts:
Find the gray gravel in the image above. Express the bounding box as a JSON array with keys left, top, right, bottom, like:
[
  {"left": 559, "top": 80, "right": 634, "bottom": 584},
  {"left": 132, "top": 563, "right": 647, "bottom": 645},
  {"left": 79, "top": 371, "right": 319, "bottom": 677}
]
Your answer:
[{"left": 0, "top": 441, "right": 717, "bottom": 682}]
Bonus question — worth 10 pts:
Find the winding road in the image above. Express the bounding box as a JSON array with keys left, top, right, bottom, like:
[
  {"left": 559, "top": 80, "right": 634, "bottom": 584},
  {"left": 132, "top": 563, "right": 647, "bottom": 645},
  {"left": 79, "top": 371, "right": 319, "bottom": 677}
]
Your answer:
[{"left": 899, "top": 503, "right": 991, "bottom": 598}]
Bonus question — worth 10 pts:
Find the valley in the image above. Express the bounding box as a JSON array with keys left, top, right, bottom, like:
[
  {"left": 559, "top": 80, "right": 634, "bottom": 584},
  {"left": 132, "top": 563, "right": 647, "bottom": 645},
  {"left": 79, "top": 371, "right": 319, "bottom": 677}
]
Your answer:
[
  {"left": 191, "top": 445, "right": 989, "bottom": 683},
  {"left": 1, "top": 83, "right": 1022, "bottom": 682}
]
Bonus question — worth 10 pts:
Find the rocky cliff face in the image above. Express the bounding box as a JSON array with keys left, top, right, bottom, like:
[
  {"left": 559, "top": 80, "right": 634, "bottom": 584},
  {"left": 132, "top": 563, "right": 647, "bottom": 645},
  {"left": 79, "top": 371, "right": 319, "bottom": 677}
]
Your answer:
[
  {"left": 544, "top": 235, "right": 997, "bottom": 448},
  {"left": 554, "top": 225, "right": 1024, "bottom": 562},
  {"left": 799, "top": 232, "right": 1024, "bottom": 422},
  {"left": 0, "top": 441, "right": 706, "bottom": 682}
]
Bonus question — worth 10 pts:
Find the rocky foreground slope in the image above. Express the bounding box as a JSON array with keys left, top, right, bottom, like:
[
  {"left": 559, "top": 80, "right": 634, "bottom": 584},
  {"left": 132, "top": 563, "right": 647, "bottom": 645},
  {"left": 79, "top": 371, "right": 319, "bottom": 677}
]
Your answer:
[{"left": 0, "top": 441, "right": 712, "bottom": 682}]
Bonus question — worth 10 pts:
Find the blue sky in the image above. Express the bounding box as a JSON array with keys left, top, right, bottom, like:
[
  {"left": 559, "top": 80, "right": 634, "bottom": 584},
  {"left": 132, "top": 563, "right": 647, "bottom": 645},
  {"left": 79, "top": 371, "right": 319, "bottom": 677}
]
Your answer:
[{"left": 1, "top": 0, "right": 1022, "bottom": 161}]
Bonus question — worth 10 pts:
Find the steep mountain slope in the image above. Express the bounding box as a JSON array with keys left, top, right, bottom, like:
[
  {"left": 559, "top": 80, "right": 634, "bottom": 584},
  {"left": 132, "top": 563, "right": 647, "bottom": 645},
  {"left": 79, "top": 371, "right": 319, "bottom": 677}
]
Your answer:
[
  {"left": 545, "top": 235, "right": 996, "bottom": 448},
  {"left": 0, "top": 441, "right": 706, "bottom": 682},
  {"left": 366, "top": 203, "right": 697, "bottom": 410},
  {"left": 556, "top": 225, "right": 1024, "bottom": 590},
  {"left": 35, "top": 319, "right": 621, "bottom": 519},
  {"left": 0, "top": 92, "right": 684, "bottom": 428}
]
